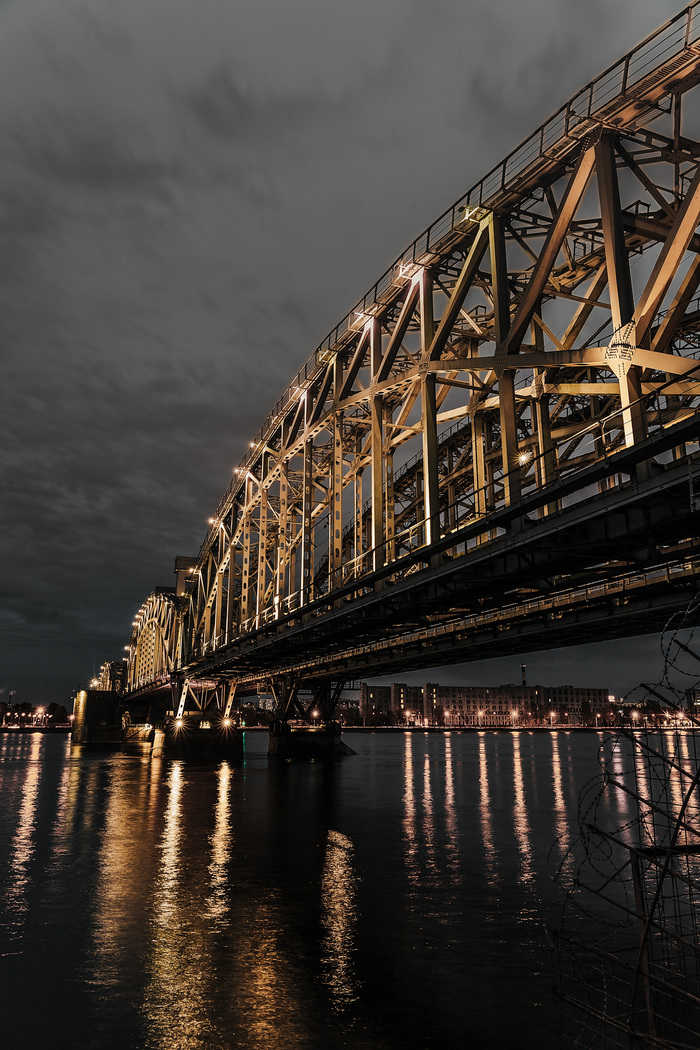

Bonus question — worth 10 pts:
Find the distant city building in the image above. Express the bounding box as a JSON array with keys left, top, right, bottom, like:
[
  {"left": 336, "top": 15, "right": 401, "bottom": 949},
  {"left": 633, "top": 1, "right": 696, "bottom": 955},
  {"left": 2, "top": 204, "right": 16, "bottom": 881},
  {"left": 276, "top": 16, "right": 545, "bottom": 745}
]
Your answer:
[
  {"left": 360, "top": 681, "right": 610, "bottom": 726},
  {"left": 685, "top": 688, "right": 700, "bottom": 716}
]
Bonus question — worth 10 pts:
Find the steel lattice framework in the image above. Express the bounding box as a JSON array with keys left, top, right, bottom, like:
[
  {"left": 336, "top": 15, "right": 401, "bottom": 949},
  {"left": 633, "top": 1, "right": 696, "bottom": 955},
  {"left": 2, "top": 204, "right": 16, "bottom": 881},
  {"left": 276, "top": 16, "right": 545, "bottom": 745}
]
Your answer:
[
  {"left": 126, "top": 590, "right": 184, "bottom": 694},
  {"left": 117, "top": 5, "right": 700, "bottom": 712}
]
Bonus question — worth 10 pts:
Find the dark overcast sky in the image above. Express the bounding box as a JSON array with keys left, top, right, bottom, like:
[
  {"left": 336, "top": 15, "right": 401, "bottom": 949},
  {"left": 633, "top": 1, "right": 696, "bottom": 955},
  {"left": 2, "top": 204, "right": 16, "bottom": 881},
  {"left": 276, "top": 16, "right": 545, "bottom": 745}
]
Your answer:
[{"left": 2, "top": 0, "right": 695, "bottom": 706}]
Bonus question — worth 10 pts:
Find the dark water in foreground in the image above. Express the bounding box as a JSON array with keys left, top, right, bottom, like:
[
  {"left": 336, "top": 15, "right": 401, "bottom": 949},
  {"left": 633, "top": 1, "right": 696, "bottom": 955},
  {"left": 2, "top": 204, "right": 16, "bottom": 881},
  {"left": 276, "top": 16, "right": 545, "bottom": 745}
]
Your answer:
[{"left": 0, "top": 729, "right": 619, "bottom": 1050}]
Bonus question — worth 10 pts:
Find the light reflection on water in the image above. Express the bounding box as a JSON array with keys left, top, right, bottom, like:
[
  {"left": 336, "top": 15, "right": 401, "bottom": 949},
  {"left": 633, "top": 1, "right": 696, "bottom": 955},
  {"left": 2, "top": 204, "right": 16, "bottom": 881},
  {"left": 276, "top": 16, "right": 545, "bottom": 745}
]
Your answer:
[
  {"left": 6, "top": 735, "right": 42, "bottom": 922},
  {"left": 478, "top": 731, "right": 498, "bottom": 886},
  {"left": 321, "top": 829, "right": 359, "bottom": 1009},
  {"left": 0, "top": 729, "right": 644, "bottom": 1049},
  {"left": 512, "top": 733, "right": 535, "bottom": 885}
]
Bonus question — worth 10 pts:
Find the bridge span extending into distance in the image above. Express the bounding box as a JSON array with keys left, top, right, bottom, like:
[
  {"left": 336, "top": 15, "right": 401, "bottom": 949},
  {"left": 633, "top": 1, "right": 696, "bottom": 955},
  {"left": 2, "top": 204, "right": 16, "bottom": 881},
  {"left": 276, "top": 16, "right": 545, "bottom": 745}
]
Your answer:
[{"left": 84, "top": 5, "right": 700, "bottom": 736}]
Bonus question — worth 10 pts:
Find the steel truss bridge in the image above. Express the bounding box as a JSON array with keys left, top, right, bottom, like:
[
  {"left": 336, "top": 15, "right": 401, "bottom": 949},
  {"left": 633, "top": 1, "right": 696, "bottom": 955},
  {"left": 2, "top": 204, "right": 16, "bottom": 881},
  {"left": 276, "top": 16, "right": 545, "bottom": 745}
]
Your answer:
[{"left": 97, "top": 5, "right": 700, "bottom": 724}]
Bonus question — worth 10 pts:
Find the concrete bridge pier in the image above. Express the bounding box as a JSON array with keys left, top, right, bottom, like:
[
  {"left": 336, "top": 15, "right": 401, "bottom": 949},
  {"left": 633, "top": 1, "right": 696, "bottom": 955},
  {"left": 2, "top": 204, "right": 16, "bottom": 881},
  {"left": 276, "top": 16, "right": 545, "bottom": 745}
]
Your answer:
[
  {"left": 267, "top": 679, "right": 353, "bottom": 757},
  {"left": 267, "top": 719, "right": 354, "bottom": 758}
]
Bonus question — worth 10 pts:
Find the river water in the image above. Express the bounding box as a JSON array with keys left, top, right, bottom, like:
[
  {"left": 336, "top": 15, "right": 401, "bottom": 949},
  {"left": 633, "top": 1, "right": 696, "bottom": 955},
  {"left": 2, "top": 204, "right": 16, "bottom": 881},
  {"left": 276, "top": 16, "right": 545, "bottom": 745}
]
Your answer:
[{"left": 0, "top": 729, "right": 624, "bottom": 1050}]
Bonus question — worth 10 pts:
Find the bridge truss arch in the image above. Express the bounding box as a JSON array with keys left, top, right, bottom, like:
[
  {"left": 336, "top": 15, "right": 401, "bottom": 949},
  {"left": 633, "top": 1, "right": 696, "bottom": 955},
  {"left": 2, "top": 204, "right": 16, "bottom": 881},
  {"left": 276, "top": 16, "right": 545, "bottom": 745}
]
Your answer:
[
  {"left": 106, "top": 5, "right": 700, "bottom": 703},
  {"left": 126, "top": 590, "right": 184, "bottom": 694}
]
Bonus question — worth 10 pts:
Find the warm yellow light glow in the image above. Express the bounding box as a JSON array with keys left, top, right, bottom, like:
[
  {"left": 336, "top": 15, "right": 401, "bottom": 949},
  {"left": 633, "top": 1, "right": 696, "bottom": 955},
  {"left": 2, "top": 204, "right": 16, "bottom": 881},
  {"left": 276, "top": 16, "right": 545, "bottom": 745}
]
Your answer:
[
  {"left": 223, "top": 718, "right": 231, "bottom": 728},
  {"left": 517, "top": 451, "right": 531, "bottom": 465},
  {"left": 175, "top": 718, "right": 183, "bottom": 729}
]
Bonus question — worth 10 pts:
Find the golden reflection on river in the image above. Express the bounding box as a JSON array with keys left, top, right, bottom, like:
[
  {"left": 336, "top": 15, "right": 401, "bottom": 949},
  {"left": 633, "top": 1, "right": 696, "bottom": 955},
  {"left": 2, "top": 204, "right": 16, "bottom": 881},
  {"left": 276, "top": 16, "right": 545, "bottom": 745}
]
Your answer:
[
  {"left": 6, "top": 735, "right": 42, "bottom": 920},
  {"left": 443, "top": 735, "right": 460, "bottom": 882},
  {"left": 143, "top": 761, "right": 214, "bottom": 1050},
  {"left": 402, "top": 733, "right": 419, "bottom": 882},
  {"left": 207, "top": 761, "right": 232, "bottom": 928},
  {"left": 549, "top": 733, "right": 575, "bottom": 880},
  {"left": 477, "top": 733, "right": 497, "bottom": 887},
  {"left": 321, "top": 829, "right": 359, "bottom": 1009},
  {"left": 512, "top": 733, "right": 534, "bottom": 885},
  {"left": 422, "top": 753, "right": 438, "bottom": 876}
]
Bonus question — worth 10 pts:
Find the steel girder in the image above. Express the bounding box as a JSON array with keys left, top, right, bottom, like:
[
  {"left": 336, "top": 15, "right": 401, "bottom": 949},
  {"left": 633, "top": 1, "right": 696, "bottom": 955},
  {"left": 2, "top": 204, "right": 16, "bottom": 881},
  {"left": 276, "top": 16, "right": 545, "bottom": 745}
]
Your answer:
[{"left": 122, "top": 6, "right": 700, "bottom": 697}]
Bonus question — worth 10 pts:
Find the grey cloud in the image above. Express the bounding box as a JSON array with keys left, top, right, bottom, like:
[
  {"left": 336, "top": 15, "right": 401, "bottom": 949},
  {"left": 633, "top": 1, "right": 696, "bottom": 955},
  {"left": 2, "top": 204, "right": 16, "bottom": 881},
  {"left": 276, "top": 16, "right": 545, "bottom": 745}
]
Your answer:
[{"left": 13, "top": 114, "right": 180, "bottom": 195}]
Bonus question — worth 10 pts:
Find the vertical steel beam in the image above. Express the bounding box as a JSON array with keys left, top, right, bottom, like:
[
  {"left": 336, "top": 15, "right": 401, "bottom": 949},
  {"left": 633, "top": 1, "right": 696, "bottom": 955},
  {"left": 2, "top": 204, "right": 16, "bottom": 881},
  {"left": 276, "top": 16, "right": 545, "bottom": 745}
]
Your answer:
[
  {"left": 596, "top": 134, "right": 634, "bottom": 326},
  {"left": 330, "top": 412, "right": 343, "bottom": 589},
  {"left": 275, "top": 460, "right": 289, "bottom": 618},
  {"left": 419, "top": 269, "right": 440, "bottom": 544},
  {"left": 471, "top": 409, "right": 487, "bottom": 518},
  {"left": 213, "top": 568, "right": 223, "bottom": 647},
  {"left": 371, "top": 318, "right": 384, "bottom": 570},
  {"left": 419, "top": 268, "right": 434, "bottom": 360},
  {"left": 491, "top": 215, "right": 521, "bottom": 504},
  {"left": 371, "top": 393, "right": 384, "bottom": 569},
  {"left": 385, "top": 402, "right": 395, "bottom": 563},
  {"left": 354, "top": 470, "right": 363, "bottom": 575},
  {"left": 255, "top": 475, "right": 268, "bottom": 627},
  {"left": 531, "top": 312, "right": 557, "bottom": 511},
  {"left": 300, "top": 439, "right": 313, "bottom": 605},
  {"left": 225, "top": 506, "right": 239, "bottom": 642},
  {"left": 421, "top": 372, "right": 440, "bottom": 545},
  {"left": 240, "top": 477, "right": 253, "bottom": 627}
]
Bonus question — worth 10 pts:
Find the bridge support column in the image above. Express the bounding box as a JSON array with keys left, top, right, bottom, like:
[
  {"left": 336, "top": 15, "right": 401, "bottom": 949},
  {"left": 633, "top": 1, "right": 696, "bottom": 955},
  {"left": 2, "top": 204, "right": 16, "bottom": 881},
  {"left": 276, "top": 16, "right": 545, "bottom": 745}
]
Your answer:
[{"left": 268, "top": 680, "right": 353, "bottom": 757}]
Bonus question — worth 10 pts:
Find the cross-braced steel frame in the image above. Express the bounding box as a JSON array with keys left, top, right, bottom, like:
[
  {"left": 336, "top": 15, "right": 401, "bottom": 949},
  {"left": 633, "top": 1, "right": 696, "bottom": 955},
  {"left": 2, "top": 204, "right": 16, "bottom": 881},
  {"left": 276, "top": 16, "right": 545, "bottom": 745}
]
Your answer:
[{"left": 121, "top": 5, "right": 700, "bottom": 713}]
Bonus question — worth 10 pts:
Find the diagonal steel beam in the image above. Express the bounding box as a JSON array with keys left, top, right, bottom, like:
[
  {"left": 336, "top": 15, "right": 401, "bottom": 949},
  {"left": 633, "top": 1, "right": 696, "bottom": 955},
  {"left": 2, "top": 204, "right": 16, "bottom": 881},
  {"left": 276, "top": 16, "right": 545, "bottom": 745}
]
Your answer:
[
  {"left": 651, "top": 255, "right": 700, "bottom": 354},
  {"left": 494, "top": 134, "right": 599, "bottom": 375},
  {"left": 634, "top": 162, "right": 700, "bottom": 345},
  {"left": 428, "top": 219, "right": 490, "bottom": 361}
]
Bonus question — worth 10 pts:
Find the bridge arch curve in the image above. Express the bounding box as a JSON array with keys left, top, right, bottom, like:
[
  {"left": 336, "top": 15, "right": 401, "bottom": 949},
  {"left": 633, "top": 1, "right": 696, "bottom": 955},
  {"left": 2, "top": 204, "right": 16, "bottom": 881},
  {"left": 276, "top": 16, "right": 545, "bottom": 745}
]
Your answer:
[
  {"left": 98, "top": 8, "right": 700, "bottom": 699},
  {"left": 126, "top": 590, "right": 183, "bottom": 693}
]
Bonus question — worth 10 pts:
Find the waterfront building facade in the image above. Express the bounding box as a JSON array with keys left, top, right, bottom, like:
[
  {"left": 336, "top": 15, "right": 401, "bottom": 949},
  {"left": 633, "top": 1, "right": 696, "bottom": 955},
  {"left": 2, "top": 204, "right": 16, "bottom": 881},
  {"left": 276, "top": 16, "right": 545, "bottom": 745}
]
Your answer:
[{"left": 360, "top": 682, "right": 610, "bottom": 726}]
